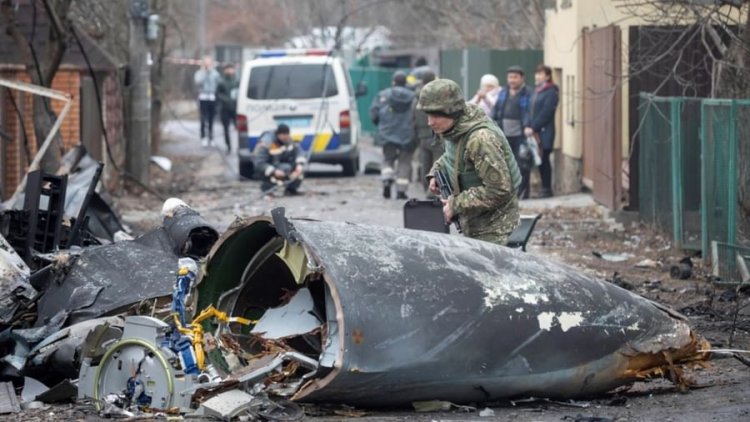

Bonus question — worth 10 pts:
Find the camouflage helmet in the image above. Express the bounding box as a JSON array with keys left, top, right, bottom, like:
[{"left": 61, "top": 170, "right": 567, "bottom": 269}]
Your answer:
[{"left": 416, "top": 79, "right": 466, "bottom": 115}]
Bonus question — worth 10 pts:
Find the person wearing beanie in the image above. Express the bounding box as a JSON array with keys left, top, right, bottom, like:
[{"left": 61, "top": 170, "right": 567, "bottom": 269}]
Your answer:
[
  {"left": 491, "top": 65, "right": 532, "bottom": 199},
  {"left": 369, "top": 71, "right": 417, "bottom": 199},
  {"left": 470, "top": 74, "right": 502, "bottom": 117},
  {"left": 253, "top": 123, "right": 306, "bottom": 196},
  {"left": 418, "top": 78, "right": 521, "bottom": 246}
]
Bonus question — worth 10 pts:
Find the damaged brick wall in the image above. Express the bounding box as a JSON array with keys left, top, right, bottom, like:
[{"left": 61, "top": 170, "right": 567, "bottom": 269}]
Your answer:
[{"left": 0, "top": 68, "right": 123, "bottom": 200}]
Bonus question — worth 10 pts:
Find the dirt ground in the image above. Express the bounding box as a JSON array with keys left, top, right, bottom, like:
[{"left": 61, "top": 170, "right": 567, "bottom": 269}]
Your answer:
[{"left": 91, "top": 120, "right": 750, "bottom": 421}]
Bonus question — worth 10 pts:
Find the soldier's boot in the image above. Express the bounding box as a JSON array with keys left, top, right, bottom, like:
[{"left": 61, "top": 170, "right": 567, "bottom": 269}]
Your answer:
[
  {"left": 395, "top": 178, "right": 409, "bottom": 200},
  {"left": 383, "top": 180, "right": 393, "bottom": 199}
]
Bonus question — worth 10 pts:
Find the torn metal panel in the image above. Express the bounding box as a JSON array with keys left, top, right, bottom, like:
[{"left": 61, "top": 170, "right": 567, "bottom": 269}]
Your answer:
[
  {"left": 197, "top": 214, "right": 710, "bottom": 407},
  {"left": 0, "top": 382, "right": 20, "bottom": 414},
  {"left": 33, "top": 228, "right": 177, "bottom": 327},
  {"left": 31, "top": 198, "right": 212, "bottom": 328},
  {"left": 25, "top": 316, "right": 124, "bottom": 381},
  {"left": 251, "top": 288, "right": 321, "bottom": 339},
  {"left": 0, "top": 233, "right": 36, "bottom": 325},
  {"left": 21, "top": 377, "right": 48, "bottom": 403},
  {"left": 34, "top": 379, "right": 77, "bottom": 404}
]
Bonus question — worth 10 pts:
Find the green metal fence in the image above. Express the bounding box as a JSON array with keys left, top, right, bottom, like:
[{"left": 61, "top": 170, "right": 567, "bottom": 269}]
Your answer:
[
  {"left": 638, "top": 95, "right": 702, "bottom": 250},
  {"left": 701, "top": 100, "right": 743, "bottom": 254},
  {"left": 440, "top": 48, "right": 543, "bottom": 99},
  {"left": 638, "top": 94, "right": 743, "bottom": 256}
]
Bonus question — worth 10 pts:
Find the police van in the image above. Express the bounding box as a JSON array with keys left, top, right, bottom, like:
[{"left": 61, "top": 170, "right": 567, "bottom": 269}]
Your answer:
[{"left": 236, "top": 49, "right": 366, "bottom": 178}]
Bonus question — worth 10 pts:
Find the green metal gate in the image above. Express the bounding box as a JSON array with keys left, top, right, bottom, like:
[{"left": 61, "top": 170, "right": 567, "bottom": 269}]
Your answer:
[
  {"left": 701, "top": 100, "right": 743, "bottom": 254},
  {"left": 637, "top": 94, "right": 741, "bottom": 255}
]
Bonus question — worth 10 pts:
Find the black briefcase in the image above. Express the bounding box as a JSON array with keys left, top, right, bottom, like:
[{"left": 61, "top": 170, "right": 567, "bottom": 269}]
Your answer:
[{"left": 403, "top": 198, "right": 449, "bottom": 234}]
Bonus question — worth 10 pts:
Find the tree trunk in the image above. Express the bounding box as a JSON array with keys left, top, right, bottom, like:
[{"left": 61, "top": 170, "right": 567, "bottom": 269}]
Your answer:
[
  {"left": 1, "top": 0, "right": 72, "bottom": 173},
  {"left": 150, "top": 0, "right": 168, "bottom": 155},
  {"left": 716, "top": 5, "right": 750, "bottom": 244}
]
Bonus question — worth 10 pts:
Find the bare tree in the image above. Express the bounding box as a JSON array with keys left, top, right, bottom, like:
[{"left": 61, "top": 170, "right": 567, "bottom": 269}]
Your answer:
[
  {"left": 382, "top": 0, "right": 545, "bottom": 49},
  {"left": 0, "top": 0, "right": 74, "bottom": 171},
  {"left": 616, "top": 0, "right": 750, "bottom": 243}
]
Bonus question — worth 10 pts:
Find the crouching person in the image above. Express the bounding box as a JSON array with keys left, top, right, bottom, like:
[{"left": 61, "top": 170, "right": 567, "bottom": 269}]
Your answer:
[{"left": 254, "top": 124, "right": 305, "bottom": 196}]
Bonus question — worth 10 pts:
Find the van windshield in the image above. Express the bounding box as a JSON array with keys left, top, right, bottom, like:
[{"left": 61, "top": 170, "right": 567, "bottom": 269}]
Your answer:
[{"left": 247, "top": 64, "right": 339, "bottom": 100}]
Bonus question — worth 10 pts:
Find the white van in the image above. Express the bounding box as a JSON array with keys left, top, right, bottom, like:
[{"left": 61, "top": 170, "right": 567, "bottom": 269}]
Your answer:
[{"left": 236, "top": 50, "right": 366, "bottom": 178}]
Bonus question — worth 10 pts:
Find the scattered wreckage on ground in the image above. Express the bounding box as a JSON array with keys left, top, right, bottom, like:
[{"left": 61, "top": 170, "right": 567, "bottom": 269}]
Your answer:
[{"left": 0, "top": 160, "right": 716, "bottom": 420}]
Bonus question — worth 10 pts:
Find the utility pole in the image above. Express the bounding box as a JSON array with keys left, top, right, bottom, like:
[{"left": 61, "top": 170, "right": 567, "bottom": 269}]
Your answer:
[
  {"left": 198, "top": 0, "right": 206, "bottom": 56},
  {"left": 127, "top": 0, "right": 151, "bottom": 187}
]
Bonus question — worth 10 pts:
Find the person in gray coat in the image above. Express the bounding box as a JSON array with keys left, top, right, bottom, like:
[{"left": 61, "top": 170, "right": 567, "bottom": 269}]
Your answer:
[
  {"left": 370, "top": 71, "right": 416, "bottom": 199},
  {"left": 193, "top": 56, "right": 221, "bottom": 146}
]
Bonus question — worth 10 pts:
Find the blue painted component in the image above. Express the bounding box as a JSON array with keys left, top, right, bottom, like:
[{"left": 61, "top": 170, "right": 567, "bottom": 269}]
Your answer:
[
  {"left": 257, "top": 50, "right": 287, "bottom": 58},
  {"left": 171, "top": 268, "right": 196, "bottom": 327},
  {"left": 176, "top": 336, "right": 199, "bottom": 375},
  {"left": 126, "top": 377, "right": 152, "bottom": 406}
]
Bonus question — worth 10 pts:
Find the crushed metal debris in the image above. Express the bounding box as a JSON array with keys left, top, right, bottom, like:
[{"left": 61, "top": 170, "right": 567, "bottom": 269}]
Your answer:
[{"left": 0, "top": 199, "right": 716, "bottom": 418}]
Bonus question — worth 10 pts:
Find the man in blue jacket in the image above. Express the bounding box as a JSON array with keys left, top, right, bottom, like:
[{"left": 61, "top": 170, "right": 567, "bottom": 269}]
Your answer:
[
  {"left": 524, "top": 65, "right": 559, "bottom": 198},
  {"left": 492, "top": 65, "right": 531, "bottom": 199}
]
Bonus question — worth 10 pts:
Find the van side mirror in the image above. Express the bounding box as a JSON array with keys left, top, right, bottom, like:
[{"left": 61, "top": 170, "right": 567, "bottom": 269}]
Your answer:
[{"left": 355, "top": 81, "right": 368, "bottom": 98}]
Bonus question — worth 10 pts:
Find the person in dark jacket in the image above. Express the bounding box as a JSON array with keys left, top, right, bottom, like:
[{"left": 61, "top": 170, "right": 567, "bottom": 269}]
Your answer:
[
  {"left": 216, "top": 64, "right": 239, "bottom": 153},
  {"left": 492, "top": 65, "right": 532, "bottom": 199},
  {"left": 524, "top": 64, "right": 559, "bottom": 198},
  {"left": 254, "top": 124, "right": 305, "bottom": 195},
  {"left": 370, "top": 71, "right": 416, "bottom": 199}
]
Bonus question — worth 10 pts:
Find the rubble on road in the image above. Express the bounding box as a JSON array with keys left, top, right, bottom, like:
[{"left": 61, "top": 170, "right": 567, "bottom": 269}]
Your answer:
[
  {"left": 0, "top": 194, "right": 719, "bottom": 418},
  {"left": 0, "top": 148, "right": 219, "bottom": 409}
]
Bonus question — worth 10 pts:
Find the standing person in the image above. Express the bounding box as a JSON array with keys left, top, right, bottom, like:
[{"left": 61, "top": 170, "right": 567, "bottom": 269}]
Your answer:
[
  {"left": 412, "top": 70, "right": 442, "bottom": 195},
  {"left": 525, "top": 64, "right": 559, "bottom": 198},
  {"left": 469, "top": 74, "right": 502, "bottom": 117},
  {"left": 492, "top": 65, "right": 532, "bottom": 199},
  {"left": 254, "top": 124, "right": 305, "bottom": 196},
  {"left": 370, "top": 71, "right": 416, "bottom": 199},
  {"left": 193, "top": 56, "right": 221, "bottom": 147},
  {"left": 420, "top": 79, "right": 521, "bottom": 246},
  {"left": 216, "top": 63, "right": 240, "bottom": 154}
]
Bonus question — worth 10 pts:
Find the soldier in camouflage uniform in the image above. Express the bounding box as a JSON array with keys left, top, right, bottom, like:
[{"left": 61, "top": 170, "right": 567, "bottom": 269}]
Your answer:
[{"left": 418, "top": 79, "right": 521, "bottom": 245}]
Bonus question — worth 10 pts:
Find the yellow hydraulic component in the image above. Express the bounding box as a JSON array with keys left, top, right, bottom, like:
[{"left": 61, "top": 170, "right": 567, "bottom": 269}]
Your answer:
[{"left": 171, "top": 305, "right": 256, "bottom": 371}]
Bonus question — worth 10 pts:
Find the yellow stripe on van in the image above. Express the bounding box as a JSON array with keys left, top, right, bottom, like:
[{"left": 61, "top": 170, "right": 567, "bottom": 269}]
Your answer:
[
  {"left": 291, "top": 134, "right": 305, "bottom": 142},
  {"left": 312, "top": 133, "right": 333, "bottom": 153}
]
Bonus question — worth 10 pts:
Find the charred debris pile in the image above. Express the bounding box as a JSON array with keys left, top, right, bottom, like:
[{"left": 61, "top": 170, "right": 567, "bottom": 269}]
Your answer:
[{"left": 0, "top": 157, "right": 716, "bottom": 418}]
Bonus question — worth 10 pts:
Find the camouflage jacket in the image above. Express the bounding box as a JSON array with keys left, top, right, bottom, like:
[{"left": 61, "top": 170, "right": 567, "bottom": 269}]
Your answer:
[{"left": 430, "top": 104, "right": 520, "bottom": 242}]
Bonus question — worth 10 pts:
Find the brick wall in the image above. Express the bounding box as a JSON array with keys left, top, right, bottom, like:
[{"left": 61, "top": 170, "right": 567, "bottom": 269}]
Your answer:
[{"left": 1, "top": 69, "right": 82, "bottom": 199}]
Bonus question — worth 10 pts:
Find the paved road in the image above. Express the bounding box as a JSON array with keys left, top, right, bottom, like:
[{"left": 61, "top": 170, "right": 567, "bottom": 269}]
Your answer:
[{"left": 112, "top": 120, "right": 750, "bottom": 422}]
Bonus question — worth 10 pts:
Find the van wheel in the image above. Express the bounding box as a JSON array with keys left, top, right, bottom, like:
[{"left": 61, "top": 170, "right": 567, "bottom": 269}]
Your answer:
[{"left": 342, "top": 157, "right": 359, "bottom": 177}]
